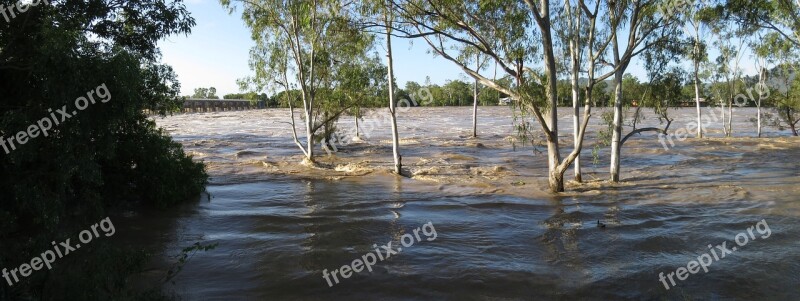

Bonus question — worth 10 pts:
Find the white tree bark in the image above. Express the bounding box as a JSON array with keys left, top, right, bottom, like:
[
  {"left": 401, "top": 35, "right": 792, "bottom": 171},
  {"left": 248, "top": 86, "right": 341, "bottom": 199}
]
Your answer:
[
  {"left": 567, "top": 0, "right": 583, "bottom": 182},
  {"left": 472, "top": 53, "right": 479, "bottom": 138},
  {"left": 385, "top": 12, "right": 401, "bottom": 175},
  {"left": 610, "top": 71, "right": 624, "bottom": 183},
  {"left": 694, "top": 30, "right": 703, "bottom": 138}
]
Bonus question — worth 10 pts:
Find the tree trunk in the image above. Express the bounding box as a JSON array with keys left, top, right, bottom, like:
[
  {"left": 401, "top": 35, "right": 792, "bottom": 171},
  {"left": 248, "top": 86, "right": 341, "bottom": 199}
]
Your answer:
[
  {"left": 757, "top": 67, "right": 764, "bottom": 138},
  {"left": 472, "top": 79, "right": 478, "bottom": 138},
  {"left": 540, "top": 17, "right": 563, "bottom": 193},
  {"left": 727, "top": 97, "right": 733, "bottom": 137},
  {"left": 323, "top": 111, "right": 329, "bottom": 149},
  {"left": 570, "top": 37, "right": 581, "bottom": 183},
  {"left": 789, "top": 109, "right": 798, "bottom": 136},
  {"left": 610, "top": 71, "right": 624, "bottom": 182},
  {"left": 721, "top": 100, "right": 728, "bottom": 136},
  {"left": 386, "top": 16, "right": 401, "bottom": 175},
  {"left": 355, "top": 113, "right": 360, "bottom": 138},
  {"left": 305, "top": 107, "right": 314, "bottom": 161},
  {"left": 472, "top": 54, "right": 479, "bottom": 138},
  {"left": 757, "top": 102, "right": 762, "bottom": 138},
  {"left": 531, "top": 4, "right": 564, "bottom": 192},
  {"left": 694, "top": 61, "right": 702, "bottom": 138}
]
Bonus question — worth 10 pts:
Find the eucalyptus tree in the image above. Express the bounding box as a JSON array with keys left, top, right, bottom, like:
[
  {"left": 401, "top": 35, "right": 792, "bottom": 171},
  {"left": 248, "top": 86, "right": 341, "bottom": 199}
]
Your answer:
[
  {"left": 719, "top": 0, "right": 800, "bottom": 136},
  {"left": 755, "top": 33, "right": 800, "bottom": 136},
  {"left": 391, "top": 0, "right": 598, "bottom": 192},
  {"left": 460, "top": 51, "right": 489, "bottom": 137},
  {"left": 222, "top": 0, "right": 373, "bottom": 163},
  {"left": 780, "top": 76, "right": 800, "bottom": 135},
  {"left": 381, "top": 0, "right": 403, "bottom": 174},
  {"left": 721, "top": 0, "right": 800, "bottom": 47},
  {"left": 555, "top": 0, "right": 588, "bottom": 182},
  {"left": 708, "top": 25, "right": 747, "bottom": 137},
  {"left": 349, "top": 0, "right": 405, "bottom": 174},
  {"left": 604, "top": 0, "right": 682, "bottom": 182},
  {"left": 751, "top": 33, "right": 772, "bottom": 137},
  {"left": 678, "top": 1, "right": 712, "bottom": 138},
  {"left": 554, "top": 0, "right": 622, "bottom": 183},
  {"left": 340, "top": 55, "right": 388, "bottom": 140}
]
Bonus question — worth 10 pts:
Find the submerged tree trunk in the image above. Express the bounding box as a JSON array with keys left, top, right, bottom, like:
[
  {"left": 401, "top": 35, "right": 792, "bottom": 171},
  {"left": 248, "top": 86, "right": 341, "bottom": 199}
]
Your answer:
[
  {"left": 721, "top": 100, "right": 728, "bottom": 136},
  {"left": 757, "top": 66, "right": 765, "bottom": 138},
  {"left": 571, "top": 70, "right": 581, "bottom": 183},
  {"left": 727, "top": 97, "right": 733, "bottom": 137},
  {"left": 694, "top": 62, "right": 702, "bottom": 138},
  {"left": 610, "top": 71, "right": 624, "bottom": 182},
  {"left": 567, "top": 1, "right": 582, "bottom": 183},
  {"left": 693, "top": 29, "right": 703, "bottom": 138},
  {"left": 472, "top": 79, "right": 478, "bottom": 137},
  {"left": 385, "top": 16, "right": 401, "bottom": 175},
  {"left": 757, "top": 105, "right": 762, "bottom": 137},
  {"left": 472, "top": 54, "right": 479, "bottom": 138},
  {"left": 304, "top": 105, "right": 314, "bottom": 161},
  {"left": 788, "top": 108, "right": 799, "bottom": 136},
  {"left": 541, "top": 16, "right": 563, "bottom": 193},
  {"left": 355, "top": 113, "right": 360, "bottom": 138}
]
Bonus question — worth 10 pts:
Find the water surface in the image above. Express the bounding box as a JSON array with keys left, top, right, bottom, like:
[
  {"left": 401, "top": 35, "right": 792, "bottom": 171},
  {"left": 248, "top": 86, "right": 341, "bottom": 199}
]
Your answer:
[{"left": 129, "top": 107, "right": 800, "bottom": 300}]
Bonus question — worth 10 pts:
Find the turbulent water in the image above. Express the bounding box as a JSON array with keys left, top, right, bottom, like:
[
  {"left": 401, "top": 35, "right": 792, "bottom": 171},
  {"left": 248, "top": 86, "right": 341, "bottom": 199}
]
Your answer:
[{"left": 123, "top": 106, "right": 799, "bottom": 300}]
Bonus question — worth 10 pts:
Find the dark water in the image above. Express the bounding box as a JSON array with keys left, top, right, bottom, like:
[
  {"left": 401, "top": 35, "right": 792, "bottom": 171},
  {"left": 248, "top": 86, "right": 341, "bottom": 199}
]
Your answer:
[
  {"left": 132, "top": 107, "right": 800, "bottom": 300},
  {"left": 120, "top": 174, "right": 799, "bottom": 300}
]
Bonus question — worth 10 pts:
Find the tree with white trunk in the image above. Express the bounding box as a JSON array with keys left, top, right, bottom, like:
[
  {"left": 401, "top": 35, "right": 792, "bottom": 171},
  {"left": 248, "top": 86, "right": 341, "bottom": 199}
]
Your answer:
[
  {"left": 223, "top": 0, "right": 374, "bottom": 163},
  {"left": 605, "top": 0, "right": 681, "bottom": 182}
]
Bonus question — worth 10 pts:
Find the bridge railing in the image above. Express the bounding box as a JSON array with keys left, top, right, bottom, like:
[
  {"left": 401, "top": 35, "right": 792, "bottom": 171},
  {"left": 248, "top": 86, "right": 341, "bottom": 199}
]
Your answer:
[{"left": 182, "top": 99, "right": 257, "bottom": 113}]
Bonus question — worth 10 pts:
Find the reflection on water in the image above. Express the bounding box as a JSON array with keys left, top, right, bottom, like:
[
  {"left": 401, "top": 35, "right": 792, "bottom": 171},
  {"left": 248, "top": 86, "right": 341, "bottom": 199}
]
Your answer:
[
  {"left": 127, "top": 174, "right": 800, "bottom": 300},
  {"left": 128, "top": 107, "right": 800, "bottom": 300}
]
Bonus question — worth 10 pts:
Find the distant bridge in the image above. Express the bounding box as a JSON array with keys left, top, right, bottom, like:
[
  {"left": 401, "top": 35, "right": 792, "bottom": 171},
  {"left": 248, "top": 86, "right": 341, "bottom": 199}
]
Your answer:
[{"left": 178, "top": 99, "right": 263, "bottom": 113}]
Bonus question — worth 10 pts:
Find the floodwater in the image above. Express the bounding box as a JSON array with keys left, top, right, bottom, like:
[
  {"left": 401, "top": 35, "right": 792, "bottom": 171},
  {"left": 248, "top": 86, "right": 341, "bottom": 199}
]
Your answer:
[{"left": 124, "top": 106, "right": 799, "bottom": 300}]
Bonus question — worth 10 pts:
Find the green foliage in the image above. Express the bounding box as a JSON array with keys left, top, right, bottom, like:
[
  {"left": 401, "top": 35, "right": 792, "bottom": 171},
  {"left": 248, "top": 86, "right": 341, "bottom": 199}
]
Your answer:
[
  {"left": 772, "top": 70, "right": 800, "bottom": 134},
  {"left": 0, "top": 0, "right": 206, "bottom": 299},
  {"left": 192, "top": 87, "right": 220, "bottom": 99},
  {"left": 593, "top": 110, "right": 615, "bottom": 165},
  {"left": 164, "top": 242, "right": 220, "bottom": 285},
  {"left": 103, "top": 119, "right": 208, "bottom": 208},
  {"left": 34, "top": 243, "right": 173, "bottom": 301},
  {"left": 719, "top": 0, "right": 800, "bottom": 46},
  {"left": 225, "top": 0, "right": 381, "bottom": 157}
]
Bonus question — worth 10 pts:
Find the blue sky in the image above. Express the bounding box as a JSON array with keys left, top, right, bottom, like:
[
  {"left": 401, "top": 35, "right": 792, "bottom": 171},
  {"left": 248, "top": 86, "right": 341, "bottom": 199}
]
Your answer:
[
  {"left": 158, "top": 0, "right": 756, "bottom": 97},
  {"left": 158, "top": 0, "right": 468, "bottom": 96}
]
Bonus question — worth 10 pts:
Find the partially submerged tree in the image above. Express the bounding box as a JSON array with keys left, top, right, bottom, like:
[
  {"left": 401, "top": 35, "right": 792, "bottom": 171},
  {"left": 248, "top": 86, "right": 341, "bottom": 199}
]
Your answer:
[
  {"left": 779, "top": 74, "right": 800, "bottom": 135},
  {"left": 604, "top": 0, "right": 681, "bottom": 182},
  {"left": 709, "top": 28, "right": 747, "bottom": 137},
  {"left": 680, "top": 2, "right": 712, "bottom": 138},
  {"left": 392, "top": 0, "right": 598, "bottom": 192},
  {"left": 555, "top": 0, "right": 587, "bottom": 182},
  {"left": 223, "top": 0, "right": 373, "bottom": 163},
  {"left": 751, "top": 33, "right": 772, "bottom": 138},
  {"left": 757, "top": 34, "right": 800, "bottom": 135}
]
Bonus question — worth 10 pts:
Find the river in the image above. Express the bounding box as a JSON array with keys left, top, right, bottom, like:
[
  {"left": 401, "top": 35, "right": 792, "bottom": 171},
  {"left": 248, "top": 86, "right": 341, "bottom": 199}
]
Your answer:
[{"left": 122, "top": 106, "right": 799, "bottom": 300}]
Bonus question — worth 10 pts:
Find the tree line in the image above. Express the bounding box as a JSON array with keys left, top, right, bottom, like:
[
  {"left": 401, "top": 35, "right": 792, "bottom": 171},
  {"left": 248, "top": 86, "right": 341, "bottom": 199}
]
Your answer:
[{"left": 220, "top": 0, "right": 800, "bottom": 192}]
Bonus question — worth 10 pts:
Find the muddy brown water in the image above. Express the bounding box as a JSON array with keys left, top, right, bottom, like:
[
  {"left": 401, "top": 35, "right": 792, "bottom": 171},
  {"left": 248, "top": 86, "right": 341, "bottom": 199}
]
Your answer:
[{"left": 121, "top": 107, "right": 799, "bottom": 300}]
